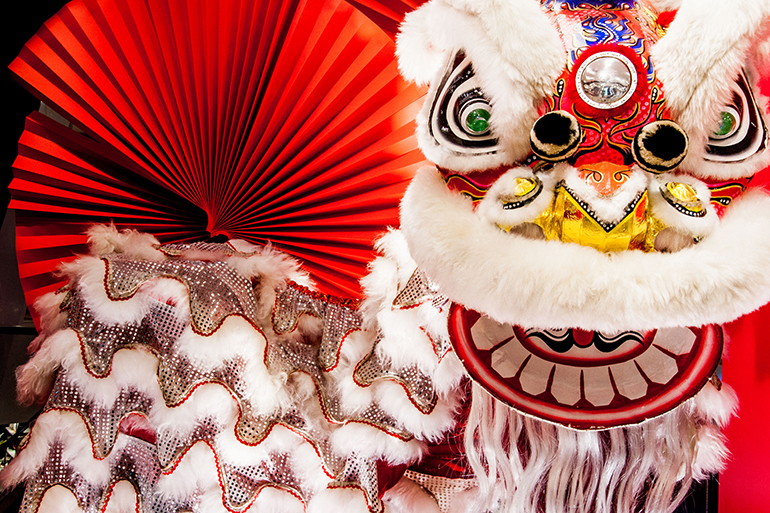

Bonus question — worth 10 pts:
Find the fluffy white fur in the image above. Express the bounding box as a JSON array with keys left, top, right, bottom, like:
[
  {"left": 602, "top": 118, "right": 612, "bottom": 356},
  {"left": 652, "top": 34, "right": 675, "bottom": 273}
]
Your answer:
[
  {"left": 86, "top": 224, "right": 164, "bottom": 261},
  {"left": 562, "top": 166, "right": 649, "bottom": 224},
  {"left": 57, "top": 347, "right": 160, "bottom": 408},
  {"left": 308, "top": 487, "right": 371, "bottom": 513},
  {"left": 35, "top": 485, "right": 83, "bottom": 513},
  {"left": 103, "top": 481, "right": 139, "bottom": 513},
  {"left": 397, "top": 0, "right": 565, "bottom": 171},
  {"left": 153, "top": 442, "right": 219, "bottom": 503},
  {"left": 355, "top": 230, "right": 469, "bottom": 441},
  {"left": 29, "top": 290, "right": 69, "bottom": 351},
  {"left": 477, "top": 167, "right": 558, "bottom": 230},
  {"left": 647, "top": 0, "right": 682, "bottom": 10},
  {"left": 382, "top": 476, "right": 441, "bottom": 513},
  {"left": 648, "top": 173, "right": 719, "bottom": 242},
  {"left": 402, "top": 166, "right": 770, "bottom": 331},
  {"left": 172, "top": 315, "right": 288, "bottom": 415},
  {"left": 652, "top": 0, "right": 770, "bottom": 179},
  {"left": 372, "top": 379, "right": 460, "bottom": 442},
  {"left": 331, "top": 423, "right": 425, "bottom": 465},
  {"left": 16, "top": 328, "right": 80, "bottom": 405},
  {"left": 1, "top": 410, "right": 112, "bottom": 489}
]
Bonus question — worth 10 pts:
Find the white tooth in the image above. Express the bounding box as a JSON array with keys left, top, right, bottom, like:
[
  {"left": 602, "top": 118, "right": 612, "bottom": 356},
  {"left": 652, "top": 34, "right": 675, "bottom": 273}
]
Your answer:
[
  {"left": 610, "top": 361, "right": 648, "bottom": 400},
  {"left": 634, "top": 346, "right": 679, "bottom": 384},
  {"left": 490, "top": 337, "right": 530, "bottom": 378},
  {"left": 518, "top": 357, "right": 553, "bottom": 396},
  {"left": 583, "top": 367, "right": 615, "bottom": 406},
  {"left": 550, "top": 365, "right": 582, "bottom": 406},
  {"left": 471, "top": 316, "right": 515, "bottom": 350},
  {"left": 651, "top": 327, "right": 696, "bottom": 356}
]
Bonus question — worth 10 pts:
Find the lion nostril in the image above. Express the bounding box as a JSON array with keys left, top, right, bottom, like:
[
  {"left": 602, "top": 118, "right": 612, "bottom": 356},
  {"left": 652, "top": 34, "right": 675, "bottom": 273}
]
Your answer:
[
  {"left": 530, "top": 110, "right": 582, "bottom": 161},
  {"left": 633, "top": 120, "right": 688, "bottom": 174}
]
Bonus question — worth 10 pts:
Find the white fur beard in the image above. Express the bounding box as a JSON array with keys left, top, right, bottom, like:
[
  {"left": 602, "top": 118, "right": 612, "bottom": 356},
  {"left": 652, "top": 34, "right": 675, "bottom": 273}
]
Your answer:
[{"left": 461, "top": 382, "right": 735, "bottom": 513}]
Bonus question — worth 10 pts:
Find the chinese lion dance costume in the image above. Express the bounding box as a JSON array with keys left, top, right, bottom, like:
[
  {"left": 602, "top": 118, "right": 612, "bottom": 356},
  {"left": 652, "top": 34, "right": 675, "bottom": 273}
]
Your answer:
[{"left": 3, "top": 0, "right": 770, "bottom": 513}]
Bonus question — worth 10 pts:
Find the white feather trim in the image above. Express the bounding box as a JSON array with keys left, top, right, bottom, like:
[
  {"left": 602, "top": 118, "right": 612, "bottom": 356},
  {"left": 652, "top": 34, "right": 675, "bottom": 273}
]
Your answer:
[
  {"left": 382, "top": 476, "right": 441, "bottom": 513},
  {"left": 401, "top": 166, "right": 770, "bottom": 331},
  {"left": 331, "top": 424, "right": 425, "bottom": 465},
  {"left": 154, "top": 442, "right": 219, "bottom": 502},
  {"left": 16, "top": 328, "right": 80, "bottom": 405},
  {"left": 648, "top": 173, "right": 719, "bottom": 241},
  {"left": 693, "top": 382, "right": 738, "bottom": 428},
  {"left": 308, "top": 487, "right": 370, "bottom": 513},
  {"left": 0, "top": 411, "right": 112, "bottom": 488},
  {"left": 58, "top": 348, "right": 160, "bottom": 408},
  {"left": 60, "top": 257, "right": 150, "bottom": 325},
  {"left": 36, "top": 485, "right": 84, "bottom": 513},
  {"left": 692, "top": 423, "right": 731, "bottom": 480},
  {"left": 103, "top": 481, "right": 139, "bottom": 513},
  {"left": 372, "top": 380, "right": 459, "bottom": 443},
  {"left": 86, "top": 224, "right": 164, "bottom": 261},
  {"left": 477, "top": 167, "right": 558, "bottom": 229},
  {"left": 172, "top": 315, "right": 286, "bottom": 415}
]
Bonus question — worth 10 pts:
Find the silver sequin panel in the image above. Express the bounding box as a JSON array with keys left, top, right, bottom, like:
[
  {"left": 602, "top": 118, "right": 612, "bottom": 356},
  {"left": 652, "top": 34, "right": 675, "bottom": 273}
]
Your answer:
[
  {"left": 32, "top": 256, "right": 432, "bottom": 513},
  {"left": 273, "top": 282, "right": 362, "bottom": 371},
  {"left": 104, "top": 254, "right": 259, "bottom": 335},
  {"left": 354, "top": 336, "right": 438, "bottom": 414},
  {"left": 20, "top": 438, "right": 194, "bottom": 513}
]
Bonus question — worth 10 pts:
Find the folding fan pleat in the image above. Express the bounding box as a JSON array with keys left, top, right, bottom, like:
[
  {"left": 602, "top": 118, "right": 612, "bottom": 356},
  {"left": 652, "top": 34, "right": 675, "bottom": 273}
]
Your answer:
[
  {"left": 10, "top": 0, "right": 428, "bottom": 321},
  {"left": 346, "top": 0, "right": 428, "bottom": 36}
]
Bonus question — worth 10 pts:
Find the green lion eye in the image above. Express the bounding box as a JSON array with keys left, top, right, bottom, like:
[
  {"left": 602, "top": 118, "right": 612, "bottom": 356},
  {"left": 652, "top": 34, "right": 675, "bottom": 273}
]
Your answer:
[
  {"left": 713, "top": 110, "right": 738, "bottom": 138},
  {"left": 464, "top": 108, "right": 491, "bottom": 135}
]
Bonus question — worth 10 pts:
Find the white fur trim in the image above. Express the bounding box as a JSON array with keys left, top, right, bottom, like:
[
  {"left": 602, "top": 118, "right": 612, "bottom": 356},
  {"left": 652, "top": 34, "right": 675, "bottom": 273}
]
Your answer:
[
  {"left": 652, "top": 0, "right": 770, "bottom": 178},
  {"left": 331, "top": 424, "right": 425, "bottom": 465},
  {"left": 35, "top": 485, "right": 83, "bottom": 513},
  {"left": 16, "top": 328, "right": 80, "bottom": 405},
  {"left": 401, "top": 166, "right": 770, "bottom": 331},
  {"left": 87, "top": 224, "right": 163, "bottom": 261},
  {"left": 103, "top": 480, "right": 139, "bottom": 513},
  {"left": 0, "top": 411, "right": 111, "bottom": 488},
  {"left": 308, "top": 487, "right": 371, "bottom": 513},
  {"left": 383, "top": 476, "right": 441, "bottom": 513},
  {"left": 172, "top": 315, "right": 287, "bottom": 415},
  {"left": 693, "top": 382, "right": 738, "bottom": 428},
  {"left": 648, "top": 173, "right": 719, "bottom": 241},
  {"left": 372, "top": 380, "right": 460, "bottom": 443},
  {"left": 477, "top": 167, "right": 558, "bottom": 230},
  {"left": 647, "top": 0, "right": 682, "bottom": 10},
  {"left": 562, "top": 166, "right": 649, "bottom": 224}
]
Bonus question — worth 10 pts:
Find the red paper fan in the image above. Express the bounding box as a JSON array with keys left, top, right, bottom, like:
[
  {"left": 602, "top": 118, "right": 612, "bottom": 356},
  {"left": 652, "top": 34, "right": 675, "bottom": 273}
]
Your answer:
[
  {"left": 9, "top": 0, "right": 428, "bottom": 320},
  {"left": 346, "top": 0, "right": 428, "bottom": 36}
]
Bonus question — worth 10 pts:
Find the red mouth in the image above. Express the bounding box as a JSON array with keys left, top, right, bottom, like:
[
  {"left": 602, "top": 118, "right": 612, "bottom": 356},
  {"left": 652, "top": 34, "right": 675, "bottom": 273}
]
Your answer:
[{"left": 449, "top": 304, "right": 722, "bottom": 429}]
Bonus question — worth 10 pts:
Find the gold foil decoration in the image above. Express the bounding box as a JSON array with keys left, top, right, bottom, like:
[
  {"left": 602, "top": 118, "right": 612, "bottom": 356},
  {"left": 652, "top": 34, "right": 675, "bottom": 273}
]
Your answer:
[
  {"left": 661, "top": 182, "right": 706, "bottom": 217},
  {"left": 514, "top": 177, "right": 538, "bottom": 196},
  {"left": 534, "top": 182, "right": 664, "bottom": 252}
]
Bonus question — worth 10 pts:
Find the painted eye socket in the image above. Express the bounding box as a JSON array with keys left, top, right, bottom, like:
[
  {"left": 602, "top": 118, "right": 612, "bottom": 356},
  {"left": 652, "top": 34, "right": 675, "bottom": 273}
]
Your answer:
[
  {"left": 428, "top": 50, "right": 500, "bottom": 155},
  {"left": 705, "top": 73, "right": 767, "bottom": 162},
  {"left": 712, "top": 108, "right": 740, "bottom": 139}
]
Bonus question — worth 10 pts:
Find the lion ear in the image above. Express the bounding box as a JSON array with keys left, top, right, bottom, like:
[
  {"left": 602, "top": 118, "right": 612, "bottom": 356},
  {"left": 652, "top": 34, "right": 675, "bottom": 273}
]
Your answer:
[
  {"left": 396, "top": 4, "right": 451, "bottom": 86},
  {"left": 651, "top": 0, "right": 770, "bottom": 163}
]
